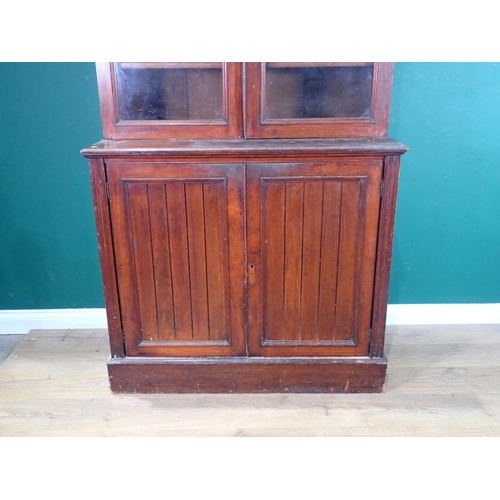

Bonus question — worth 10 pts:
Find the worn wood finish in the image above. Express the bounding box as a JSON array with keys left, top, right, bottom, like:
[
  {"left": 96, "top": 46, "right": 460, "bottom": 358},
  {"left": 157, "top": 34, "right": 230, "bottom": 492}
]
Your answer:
[
  {"left": 81, "top": 137, "right": 408, "bottom": 160},
  {"left": 283, "top": 182, "right": 304, "bottom": 341},
  {"left": 84, "top": 62, "right": 406, "bottom": 393},
  {"left": 245, "top": 63, "right": 393, "bottom": 139},
  {"left": 247, "top": 160, "right": 382, "bottom": 357},
  {"left": 83, "top": 146, "right": 404, "bottom": 390},
  {"left": 370, "top": 155, "right": 401, "bottom": 357},
  {"left": 148, "top": 184, "right": 175, "bottom": 340},
  {"left": 88, "top": 159, "right": 124, "bottom": 357},
  {"left": 1, "top": 326, "right": 500, "bottom": 436},
  {"left": 107, "top": 356, "right": 387, "bottom": 393},
  {"left": 106, "top": 161, "right": 246, "bottom": 357},
  {"left": 96, "top": 62, "right": 243, "bottom": 140}
]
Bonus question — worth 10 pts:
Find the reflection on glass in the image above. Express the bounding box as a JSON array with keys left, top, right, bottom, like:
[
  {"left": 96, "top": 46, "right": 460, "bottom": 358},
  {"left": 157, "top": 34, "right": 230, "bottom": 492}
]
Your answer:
[
  {"left": 116, "top": 63, "right": 224, "bottom": 121},
  {"left": 264, "top": 63, "right": 374, "bottom": 120}
]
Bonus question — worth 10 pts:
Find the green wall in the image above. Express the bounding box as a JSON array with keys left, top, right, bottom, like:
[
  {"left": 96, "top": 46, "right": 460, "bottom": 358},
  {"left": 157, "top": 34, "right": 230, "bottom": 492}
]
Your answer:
[
  {"left": 0, "top": 63, "right": 103, "bottom": 308},
  {"left": 0, "top": 62, "right": 499, "bottom": 309},
  {"left": 388, "top": 63, "right": 500, "bottom": 303}
]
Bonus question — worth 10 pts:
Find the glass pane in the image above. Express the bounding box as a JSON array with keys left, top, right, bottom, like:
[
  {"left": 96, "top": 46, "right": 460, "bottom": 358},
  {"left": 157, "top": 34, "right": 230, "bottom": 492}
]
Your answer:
[
  {"left": 116, "top": 62, "right": 224, "bottom": 121},
  {"left": 263, "top": 63, "right": 374, "bottom": 120}
]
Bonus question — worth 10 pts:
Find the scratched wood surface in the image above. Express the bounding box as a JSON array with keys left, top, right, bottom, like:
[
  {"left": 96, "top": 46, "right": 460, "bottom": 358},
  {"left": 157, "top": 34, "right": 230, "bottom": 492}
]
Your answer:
[{"left": 0, "top": 325, "right": 499, "bottom": 436}]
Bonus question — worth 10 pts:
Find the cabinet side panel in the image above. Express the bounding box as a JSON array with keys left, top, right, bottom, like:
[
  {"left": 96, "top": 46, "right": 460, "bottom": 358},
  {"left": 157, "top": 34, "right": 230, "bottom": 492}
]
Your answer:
[
  {"left": 88, "top": 158, "right": 124, "bottom": 357},
  {"left": 370, "top": 155, "right": 401, "bottom": 357}
]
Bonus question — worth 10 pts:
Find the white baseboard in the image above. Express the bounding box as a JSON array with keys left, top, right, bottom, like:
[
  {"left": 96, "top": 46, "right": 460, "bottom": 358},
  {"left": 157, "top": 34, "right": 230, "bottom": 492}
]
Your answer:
[
  {"left": 0, "top": 309, "right": 108, "bottom": 334},
  {"left": 0, "top": 304, "right": 499, "bottom": 334},
  {"left": 386, "top": 303, "right": 500, "bottom": 326}
]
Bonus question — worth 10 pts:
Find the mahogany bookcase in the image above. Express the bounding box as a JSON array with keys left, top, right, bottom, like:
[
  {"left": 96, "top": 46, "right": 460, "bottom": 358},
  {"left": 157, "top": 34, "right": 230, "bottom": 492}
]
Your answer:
[{"left": 81, "top": 62, "right": 407, "bottom": 393}]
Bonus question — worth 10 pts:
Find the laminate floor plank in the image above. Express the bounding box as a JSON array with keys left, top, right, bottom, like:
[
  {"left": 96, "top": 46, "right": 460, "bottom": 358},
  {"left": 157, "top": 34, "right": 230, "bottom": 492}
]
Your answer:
[
  {"left": 0, "top": 326, "right": 499, "bottom": 436},
  {"left": 0, "top": 335, "right": 25, "bottom": 365}
]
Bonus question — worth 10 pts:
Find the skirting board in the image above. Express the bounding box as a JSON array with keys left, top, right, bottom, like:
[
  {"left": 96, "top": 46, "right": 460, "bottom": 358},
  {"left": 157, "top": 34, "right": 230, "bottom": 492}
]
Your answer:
[
  {"left": 0, "top": 304, "right": 499, "bottom": 334},
  {"left": 0, "top": 309, "right": 107, "bottom": 334},
  {"left": 386, "top": 303, "right": 500, "bottom": 326}
]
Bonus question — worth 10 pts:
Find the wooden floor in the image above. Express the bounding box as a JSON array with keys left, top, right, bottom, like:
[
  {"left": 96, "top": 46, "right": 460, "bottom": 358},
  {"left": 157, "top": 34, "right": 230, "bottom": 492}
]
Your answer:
[
  {"left": 0, "top": 325, "right": 499, "bottom": 436},
  {"left": 0, "top": 334, "right": 23, "bottom": 365}
]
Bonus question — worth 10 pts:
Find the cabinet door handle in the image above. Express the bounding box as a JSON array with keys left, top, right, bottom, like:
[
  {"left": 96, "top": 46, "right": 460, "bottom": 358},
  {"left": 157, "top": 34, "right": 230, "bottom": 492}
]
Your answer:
[{"left": 248, "top": 264, "right": 256, "bottom": 285}]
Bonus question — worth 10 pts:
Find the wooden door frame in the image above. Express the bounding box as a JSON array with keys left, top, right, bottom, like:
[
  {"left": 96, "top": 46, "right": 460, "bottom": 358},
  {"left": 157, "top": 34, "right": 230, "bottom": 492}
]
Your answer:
[
  {"left": 96, "top": 62, "right": 244, "bottom": 140},
  {"left": 246, "top": 159, "right": 383, "bottom": 357},
  {"left": 244, "top": 62, "right": 393, "bottom": 139},
  {"left": 105, "top": 160, "right": 246, "bottom": 357}
]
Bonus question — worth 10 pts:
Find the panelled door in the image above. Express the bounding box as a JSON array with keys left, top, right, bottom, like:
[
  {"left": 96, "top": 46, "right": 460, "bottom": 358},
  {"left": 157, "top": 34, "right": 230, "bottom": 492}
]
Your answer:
[
  {"left": 246, "top": 160, "right": 383, "bottom": 356},
  {"left": 106, "top": 160, "right": 246, "bottom": 357}
]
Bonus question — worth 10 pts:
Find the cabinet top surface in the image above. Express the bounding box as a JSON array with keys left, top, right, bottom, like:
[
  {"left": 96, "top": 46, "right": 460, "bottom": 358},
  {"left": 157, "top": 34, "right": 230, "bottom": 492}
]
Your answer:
[{"left": 81, "top": 137, "right": 408, "bottom": 159}]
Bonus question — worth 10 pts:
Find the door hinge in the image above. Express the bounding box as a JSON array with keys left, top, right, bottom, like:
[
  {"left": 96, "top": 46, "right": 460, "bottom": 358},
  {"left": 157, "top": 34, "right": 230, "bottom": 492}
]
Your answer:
[
  {"left": 380, "top": 179, "right": 384, "bottom": 197},
  {"left": 121, "top": 330, "right": 126, "bottom": 345},
  {"left": 106, "top": 182, "right": 111, "bottom": 199}
]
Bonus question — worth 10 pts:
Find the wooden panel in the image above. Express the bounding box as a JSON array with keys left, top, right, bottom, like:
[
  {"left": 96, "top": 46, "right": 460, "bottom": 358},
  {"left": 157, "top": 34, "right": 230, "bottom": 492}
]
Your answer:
[
  {"left": 185, "top": 183, "right": 210, "bottom": 341},
  {"left": 334, "top": 181, "right": 362, "bottom": 341},
  {"left": 148, "top": 184, "right": 175, "bottom": 341},
  {"left": 108, "top": 356, "right": 387, "bottom": 394},
  {"left": 283, "top": 182, "right": 304, "bottom": 341},
  {"left": 317, "top": 181, "right": 342, "bottom": 340},
  {"left": 165, "top": 182, "right": 193, "bottom": 340},
  {"left": 262, "top": 178, "right": 361, "bottom": 344},
  {"left": 107, "top": 162, "right": 244, "bottom": 357},
  {"left": 263, "top": 182, "right": 285, "bottom": 340},
  {"left": 203, "top": 182, "right": 229, "bottom": 341},
  {"left": 248, "top": 160, "right": 382, "bottom": 357},
  {"left": 300, "top": 182, "right": 324, "bottom": 340},
  {"left": 127, "top": 183, "right": 159, "bottom": 342}
]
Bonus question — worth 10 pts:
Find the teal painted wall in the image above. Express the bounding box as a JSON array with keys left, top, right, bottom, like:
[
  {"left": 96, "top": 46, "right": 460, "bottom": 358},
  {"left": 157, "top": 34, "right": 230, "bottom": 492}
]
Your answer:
[
  {"left": 389, "top": 63, "right": 500, "bottom": 303},
  {"left": 0, "top": 62, "right": 499, "bottom": 308},
  {"left": 0, "top": 63, "right": 103, "bottom": 308}
]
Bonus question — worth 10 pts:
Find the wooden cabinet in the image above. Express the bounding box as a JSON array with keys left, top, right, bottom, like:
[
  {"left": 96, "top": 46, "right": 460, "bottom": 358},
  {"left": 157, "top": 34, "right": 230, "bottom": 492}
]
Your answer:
[
  {"left": 96, "top": 62, "right": 243, "bottom": 139},
  {"left": 82, "top": 62, "right": 407, "bottom": 393},
  {"left": 247, "top": 160, "right": 382, "bottom": 358},
  {"left": 106, "top": 161, "right": 246, "bottom": 358}
]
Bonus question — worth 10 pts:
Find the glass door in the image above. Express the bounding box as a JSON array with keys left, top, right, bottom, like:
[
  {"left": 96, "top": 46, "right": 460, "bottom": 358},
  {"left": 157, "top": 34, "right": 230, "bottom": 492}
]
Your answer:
[
  {"left": 245, "top": 62, "right": 393, "bottom": 138},
  {"left": 97, "top": 62, "right": 243, "bottom": 139}
]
